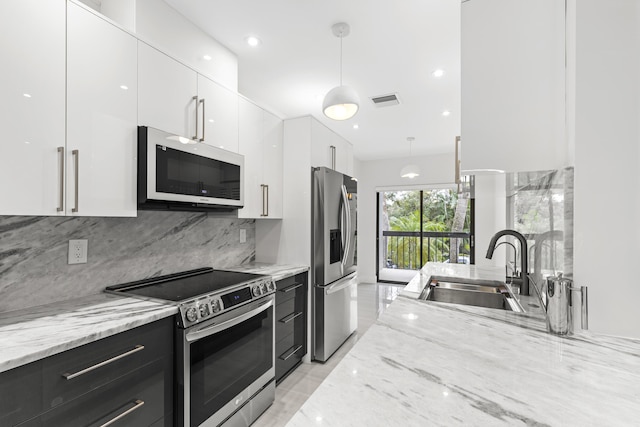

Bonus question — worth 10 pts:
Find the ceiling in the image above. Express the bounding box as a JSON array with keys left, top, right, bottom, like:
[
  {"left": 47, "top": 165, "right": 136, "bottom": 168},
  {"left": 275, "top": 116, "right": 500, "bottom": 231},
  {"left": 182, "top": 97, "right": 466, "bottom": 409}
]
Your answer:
[{"left": 164, "top": 0, "right": 460, "bottom": 162}]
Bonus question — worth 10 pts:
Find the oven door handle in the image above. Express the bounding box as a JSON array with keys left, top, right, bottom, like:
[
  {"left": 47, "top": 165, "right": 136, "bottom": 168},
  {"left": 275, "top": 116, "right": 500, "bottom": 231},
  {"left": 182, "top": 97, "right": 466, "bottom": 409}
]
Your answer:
[{"left": 185, "top": 298, "right": 274, "bottom": 343}]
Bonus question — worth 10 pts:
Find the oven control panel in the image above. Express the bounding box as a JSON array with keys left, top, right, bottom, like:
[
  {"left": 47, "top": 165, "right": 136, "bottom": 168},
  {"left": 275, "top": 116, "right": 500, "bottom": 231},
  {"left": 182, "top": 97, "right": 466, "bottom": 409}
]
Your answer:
[{"left": 178, "top": 278, "right": 276, "bottom": 327}]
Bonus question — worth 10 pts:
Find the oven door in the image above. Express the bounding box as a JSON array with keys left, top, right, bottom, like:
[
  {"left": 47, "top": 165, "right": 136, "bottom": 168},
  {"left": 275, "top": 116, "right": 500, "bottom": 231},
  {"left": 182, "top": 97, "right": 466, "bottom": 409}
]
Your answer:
[{"left": 178, "top": 295, "right": 275, "bottom": 427}]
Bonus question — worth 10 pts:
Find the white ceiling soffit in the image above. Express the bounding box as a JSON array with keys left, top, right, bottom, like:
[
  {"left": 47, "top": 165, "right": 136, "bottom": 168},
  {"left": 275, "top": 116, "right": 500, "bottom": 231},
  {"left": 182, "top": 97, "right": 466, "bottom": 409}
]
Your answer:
[{"left": 164, "top": 0, "right": 460, "bottom": 161}]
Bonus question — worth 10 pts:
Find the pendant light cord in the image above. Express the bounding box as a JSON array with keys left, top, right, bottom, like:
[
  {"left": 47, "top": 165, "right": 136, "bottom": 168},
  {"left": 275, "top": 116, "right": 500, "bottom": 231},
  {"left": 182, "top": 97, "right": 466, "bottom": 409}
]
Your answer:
[{"left": 339, "top": 33, "right": 343, "bottom": 86}]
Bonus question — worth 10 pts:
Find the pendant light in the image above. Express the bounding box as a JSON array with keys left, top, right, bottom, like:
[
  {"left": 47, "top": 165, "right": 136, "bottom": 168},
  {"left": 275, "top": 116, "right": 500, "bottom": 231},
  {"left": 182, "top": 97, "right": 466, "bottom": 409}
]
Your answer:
[
  {"left": 400, "top": 137, "right": 420, "bottom": 179},
  {"left": 323, "top": 23, "right": 360, "bottom": 121}
]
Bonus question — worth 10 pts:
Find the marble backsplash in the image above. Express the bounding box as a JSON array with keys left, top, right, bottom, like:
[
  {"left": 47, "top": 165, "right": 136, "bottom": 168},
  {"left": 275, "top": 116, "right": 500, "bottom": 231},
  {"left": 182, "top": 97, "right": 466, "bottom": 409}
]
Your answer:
[{"left": 0, "top": 211, "right": 255, "bottom": 313}]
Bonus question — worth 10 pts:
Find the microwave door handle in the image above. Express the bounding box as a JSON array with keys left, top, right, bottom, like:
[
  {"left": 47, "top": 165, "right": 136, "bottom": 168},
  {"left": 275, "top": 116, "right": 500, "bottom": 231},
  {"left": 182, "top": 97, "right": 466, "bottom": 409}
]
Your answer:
[{"left": 185, "top": 298, "right": 274, "bottom": 342}]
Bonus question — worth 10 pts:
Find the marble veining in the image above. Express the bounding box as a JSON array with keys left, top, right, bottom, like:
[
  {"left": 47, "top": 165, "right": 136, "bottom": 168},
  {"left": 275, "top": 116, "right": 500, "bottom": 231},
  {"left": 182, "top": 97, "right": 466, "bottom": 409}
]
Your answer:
[
  {"left": 285, "top": 264, "right": 640, "bottom": 427},
  {"left": 0, "top": 293, "right": 176, "bottom": 373},
  {"left": 0, "top": 211, "right": 255, "bottom": 313},
  {"left": 226, "top": 262, "right": 309, "bottom": 282}
]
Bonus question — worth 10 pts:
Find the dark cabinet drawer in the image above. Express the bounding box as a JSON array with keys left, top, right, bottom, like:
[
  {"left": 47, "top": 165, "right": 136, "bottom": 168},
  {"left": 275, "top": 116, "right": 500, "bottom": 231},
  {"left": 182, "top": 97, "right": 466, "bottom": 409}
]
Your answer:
[
  {"left": 42, "top": 318, "right": 173, "bottom": 410},
  {"left": 40, "top": 358, "right": 166, "bottom": 427},
  {"left": 276, "top": 276, "right": 304, "bottom": 305},
  {"left": 275, "top": 331, "right": 304, "bottom": 383},
  {"left": 0, "top": 360, "right": 43, "bottom": 427}
]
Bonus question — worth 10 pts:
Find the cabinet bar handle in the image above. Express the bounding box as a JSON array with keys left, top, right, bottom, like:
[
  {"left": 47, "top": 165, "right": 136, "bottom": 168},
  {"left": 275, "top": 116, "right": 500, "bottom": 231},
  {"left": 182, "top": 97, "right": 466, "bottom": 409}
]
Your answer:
[
  {"left": 455, "top": 136, "right": 461, "bottom": 192},
  {"left": 260, "top": 184, "right": 269, "bottom": 217},
  {"left": 99, "top": 399, "right": 145, "bottom": 427},
  {"left": 192, "top": 95, "right": 199, "bottom": 140},
  {"left": 279, "top": 311, "right": 303, "bottom": 324},
  {"left": 71, "top": 149, "right": 79, "bottom": 213},
  {"left": 279, "top": 283, "right": 303, "bottom": 293},
  {"left": 62, "top": 345, "right": 144, "bottom": 380},
  {"left": 57, "top": 147, "right": 64, "bottom": 212},
  {"left": 200, "top": 98, "right": 206, "bottom": 142},
  {"left": 279, "top": 345, "right": 303, "bottom": 361},
  {"left": 331, "top": 145, "right": 336, "bottom": 170}
]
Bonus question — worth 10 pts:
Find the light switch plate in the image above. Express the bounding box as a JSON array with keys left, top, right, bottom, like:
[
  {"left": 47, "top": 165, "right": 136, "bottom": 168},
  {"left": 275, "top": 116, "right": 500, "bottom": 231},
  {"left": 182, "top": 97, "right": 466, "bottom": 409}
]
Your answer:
[
  {"left": 239, "top": 229, "right": 247, "bottom": 243},
  {"left": 68, "top": 239, "right": 88, "bottom": 264}
]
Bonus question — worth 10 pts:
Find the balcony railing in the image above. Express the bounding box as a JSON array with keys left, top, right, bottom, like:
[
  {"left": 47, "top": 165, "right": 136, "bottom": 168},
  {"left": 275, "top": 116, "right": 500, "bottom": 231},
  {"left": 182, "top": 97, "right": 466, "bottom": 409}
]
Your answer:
[{"left": 382, "top": 230, "right": 471, "bottom": 270}]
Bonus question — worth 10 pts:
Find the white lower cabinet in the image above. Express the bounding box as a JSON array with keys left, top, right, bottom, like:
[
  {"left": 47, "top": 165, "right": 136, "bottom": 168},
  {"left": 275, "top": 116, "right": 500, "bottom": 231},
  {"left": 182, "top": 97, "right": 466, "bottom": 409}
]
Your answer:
[
  {"left": 238, "top": 98, "right": 283, "bottom": 219},
  {"left": 0, "top": 0, "right": 66, "bottom": 216},
  {"left": 66, "top": 3, "right": 137, "bottom": 217}
]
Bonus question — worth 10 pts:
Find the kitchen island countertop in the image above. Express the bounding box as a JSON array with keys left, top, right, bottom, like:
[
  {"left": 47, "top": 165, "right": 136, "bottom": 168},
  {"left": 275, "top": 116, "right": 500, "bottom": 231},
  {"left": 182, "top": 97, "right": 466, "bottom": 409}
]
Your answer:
[{"left": 285, "top": 263, "right": 640, "bottom": 426}]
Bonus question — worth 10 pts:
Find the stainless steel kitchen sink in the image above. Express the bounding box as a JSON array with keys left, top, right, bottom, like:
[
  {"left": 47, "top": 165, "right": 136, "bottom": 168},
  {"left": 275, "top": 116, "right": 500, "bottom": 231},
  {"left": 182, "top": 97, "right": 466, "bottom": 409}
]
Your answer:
[{"left": 418, "top": 276, "right": 525, "bottom": 312}]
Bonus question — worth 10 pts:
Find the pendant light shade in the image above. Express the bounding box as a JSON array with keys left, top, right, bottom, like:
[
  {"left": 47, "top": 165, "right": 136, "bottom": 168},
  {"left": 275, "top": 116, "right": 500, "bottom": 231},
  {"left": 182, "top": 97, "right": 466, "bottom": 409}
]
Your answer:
[
  {"left": 323, "top": 85, "right": 360, "bottom": 121},
  {"left": 400, "top": 164, "right": 420, "bottom": 179},
  {"left": 401, "top": 137, "right": 420, "bottom": 179},
  {"left": 323, "top": 23, "right": 359, "bottom": 121}
]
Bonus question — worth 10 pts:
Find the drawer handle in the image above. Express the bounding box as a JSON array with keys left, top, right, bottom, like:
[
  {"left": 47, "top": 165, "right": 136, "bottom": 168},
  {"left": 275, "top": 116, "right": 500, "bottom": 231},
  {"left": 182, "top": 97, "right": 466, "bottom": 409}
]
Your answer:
[
  {"left": 279, "top": 311, "right": 303, "bottom": 324},
  {"left": 62, "top": 345, "right": 145, "bottom": 380},
  {"left": 279, "top": 345, "right": 303, "bottom": 361},
  {"left": 100, "top": 399, "right": 145, "bottom": 427},
  {"left": 280, "top": 283, "right": 303, "bottom": 293}
]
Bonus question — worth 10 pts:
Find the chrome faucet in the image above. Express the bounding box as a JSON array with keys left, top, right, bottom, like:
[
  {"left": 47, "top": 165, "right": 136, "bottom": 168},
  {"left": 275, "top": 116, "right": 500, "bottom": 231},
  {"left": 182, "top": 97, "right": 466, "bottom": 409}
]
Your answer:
[{"left": 486, "top": 229, "right": 530, "bottom": 295}]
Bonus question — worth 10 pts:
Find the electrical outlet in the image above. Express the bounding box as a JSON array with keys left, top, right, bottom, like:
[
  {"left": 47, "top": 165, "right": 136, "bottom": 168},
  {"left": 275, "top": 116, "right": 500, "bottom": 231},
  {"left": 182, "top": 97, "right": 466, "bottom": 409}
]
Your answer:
[
  {"left": 239, "top": 229, "right": 247, "bottom": 243},
  {"left": 68, "top": 239, "right": 88, "bottom": 264}
]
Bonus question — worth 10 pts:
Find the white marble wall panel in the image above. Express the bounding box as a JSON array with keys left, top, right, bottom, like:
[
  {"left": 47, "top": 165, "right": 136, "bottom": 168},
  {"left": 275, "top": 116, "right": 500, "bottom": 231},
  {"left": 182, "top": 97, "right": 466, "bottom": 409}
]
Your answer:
[{"left": 0, "top": 211, "right": 255, "bottom": 313}]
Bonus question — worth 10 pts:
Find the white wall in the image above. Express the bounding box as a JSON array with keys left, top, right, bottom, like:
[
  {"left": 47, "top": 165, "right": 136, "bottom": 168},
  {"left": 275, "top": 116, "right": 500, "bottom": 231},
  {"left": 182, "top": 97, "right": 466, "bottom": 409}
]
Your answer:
[
  {"left": 461, "top": 0, "right": 566, "bottom": 173},
  {"left": 473, "top": 174, "right": 507, "bottom": 269},
  {"left": 136, "top": 0, "right": 238, "bottom": 90},
  {"left": 572, "top": 0, "right": 640, "bottom": 338},
  {"left": 357, "top": 153, "right": 455, "bottom": 283}
]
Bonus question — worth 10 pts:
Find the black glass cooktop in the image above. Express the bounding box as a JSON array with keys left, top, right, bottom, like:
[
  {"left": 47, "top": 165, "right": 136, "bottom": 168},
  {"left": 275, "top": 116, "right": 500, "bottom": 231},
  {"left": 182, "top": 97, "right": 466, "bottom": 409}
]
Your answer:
[{"left": 105, "top": 267, "right": 264, "bottom": 302}]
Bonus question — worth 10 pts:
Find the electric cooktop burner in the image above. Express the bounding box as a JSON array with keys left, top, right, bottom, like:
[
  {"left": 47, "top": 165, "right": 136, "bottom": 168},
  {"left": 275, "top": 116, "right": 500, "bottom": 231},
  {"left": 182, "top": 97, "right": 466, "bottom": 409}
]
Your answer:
[
  {"left": 106, "top": 268, "right": 263, "bottom": 302},
  {"left": 105, "top": 267, "right": 276, "bottom": 327}
]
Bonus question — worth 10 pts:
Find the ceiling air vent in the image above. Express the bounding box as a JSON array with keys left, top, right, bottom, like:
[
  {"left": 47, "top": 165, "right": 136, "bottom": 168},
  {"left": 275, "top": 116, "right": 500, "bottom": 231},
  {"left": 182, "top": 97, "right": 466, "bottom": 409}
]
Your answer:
[{"left": 370, "top": 93, "right": 401, "bottom": 108}]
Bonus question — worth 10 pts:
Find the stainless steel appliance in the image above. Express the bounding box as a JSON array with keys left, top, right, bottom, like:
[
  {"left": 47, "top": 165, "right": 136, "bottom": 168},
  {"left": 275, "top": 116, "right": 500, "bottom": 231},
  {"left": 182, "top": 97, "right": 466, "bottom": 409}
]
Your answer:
[
  {"left": 311, "top": 167, "right": 358, "bottom": 362},
  {"left": 137, "top": 126, "right": 244, "bottom": 211},
  {"left": 106, "top": 268, "right": 275, "bottom": 427}
]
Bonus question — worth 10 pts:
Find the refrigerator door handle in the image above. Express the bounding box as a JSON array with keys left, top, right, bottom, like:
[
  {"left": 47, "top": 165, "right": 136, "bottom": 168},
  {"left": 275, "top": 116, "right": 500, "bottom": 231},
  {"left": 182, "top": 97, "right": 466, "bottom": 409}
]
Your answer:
[
  {"left": 325, "top": 273, "right": 356, "bottom": 295},
  {"left": 340, "top": 184, "right": 351, "bottom": 270}
]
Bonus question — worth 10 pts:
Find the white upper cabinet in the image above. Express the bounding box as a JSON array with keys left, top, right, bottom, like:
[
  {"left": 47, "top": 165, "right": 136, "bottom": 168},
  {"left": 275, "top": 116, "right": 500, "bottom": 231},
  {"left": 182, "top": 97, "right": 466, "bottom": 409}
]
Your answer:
[
  {"left": 238, "top": 98, "right": 283, "bottom": 219},
  {"left": 461, "top": 0, "right": 566, "bottom": 172},
  {"left": 138, "top": 44, "right": 239, "bottom": 151},
  {"left": 66, "top": 3, "right": 138, "bottom": 217},
  {"left": 197, "top": 75, "right": 239, "bottom": 153},
  {"left": 262, "top": 110, "right": 284, "bottom": 218},
  {"left": 0, "top": 0, "right": 66, "bottom": 215},
  {"left": 310, "top": 119, "right": 353, "bottom": 176},
  {"left": 138, "top": 42, "right": 198, "bottom": 139}
]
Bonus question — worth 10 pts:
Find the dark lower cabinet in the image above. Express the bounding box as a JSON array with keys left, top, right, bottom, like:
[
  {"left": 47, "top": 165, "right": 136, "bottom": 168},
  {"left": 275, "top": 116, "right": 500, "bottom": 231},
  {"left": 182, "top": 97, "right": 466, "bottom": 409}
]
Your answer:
[
  {"left": 1, "top": 317, "right": 174, "bottom": 427},
  {"left": 275, "top": 272, "right": 308, "bottom": 384}
]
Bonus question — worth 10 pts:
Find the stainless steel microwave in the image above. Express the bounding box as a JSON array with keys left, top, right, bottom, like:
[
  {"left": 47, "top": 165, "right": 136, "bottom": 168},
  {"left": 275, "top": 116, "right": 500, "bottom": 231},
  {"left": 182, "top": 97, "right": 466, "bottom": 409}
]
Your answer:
[{"left": 137, "top": 126, "right": 244, "bottom": 211}]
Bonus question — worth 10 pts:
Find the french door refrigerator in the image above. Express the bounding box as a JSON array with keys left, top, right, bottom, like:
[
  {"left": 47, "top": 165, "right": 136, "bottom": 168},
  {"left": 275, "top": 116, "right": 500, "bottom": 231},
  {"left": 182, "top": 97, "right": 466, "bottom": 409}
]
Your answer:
[{"left": 311, "top": 166, "right": 358, "bottom": 362}]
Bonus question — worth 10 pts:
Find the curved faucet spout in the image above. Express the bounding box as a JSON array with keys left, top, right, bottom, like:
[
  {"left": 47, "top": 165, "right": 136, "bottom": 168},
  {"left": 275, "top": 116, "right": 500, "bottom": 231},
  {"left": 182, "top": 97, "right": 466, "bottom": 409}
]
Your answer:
[{"left": 486, "top": 229, "right": 530, "bottom": 295}]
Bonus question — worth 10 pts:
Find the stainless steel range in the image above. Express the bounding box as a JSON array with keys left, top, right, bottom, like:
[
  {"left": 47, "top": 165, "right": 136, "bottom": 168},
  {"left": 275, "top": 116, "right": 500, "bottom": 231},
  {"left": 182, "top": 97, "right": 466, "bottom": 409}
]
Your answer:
[{"left": 106, "top": 268, "right": 276, "bottom": 427}]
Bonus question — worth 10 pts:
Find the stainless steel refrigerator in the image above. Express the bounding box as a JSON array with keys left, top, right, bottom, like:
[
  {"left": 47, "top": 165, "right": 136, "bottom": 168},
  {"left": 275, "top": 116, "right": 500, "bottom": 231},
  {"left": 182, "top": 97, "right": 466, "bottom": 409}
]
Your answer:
[{"left": 311, "top": 166, "right": 358, "bottom": 362}]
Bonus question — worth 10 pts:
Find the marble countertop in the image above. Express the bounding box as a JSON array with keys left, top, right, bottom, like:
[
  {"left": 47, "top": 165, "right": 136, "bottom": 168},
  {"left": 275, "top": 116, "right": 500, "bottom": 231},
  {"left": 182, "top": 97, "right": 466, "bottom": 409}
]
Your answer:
[
  {"left": 0, "top": 293, "right": 177, "bottom": 373},
  {"left": 286, "top": 263, "right": 640, "bottom": 426},
  {"left": 226, "top": 262, "right": 309, "bottom": 282},
  {"left": 0, "top": 262, "right": 307, "bottom": 374}
]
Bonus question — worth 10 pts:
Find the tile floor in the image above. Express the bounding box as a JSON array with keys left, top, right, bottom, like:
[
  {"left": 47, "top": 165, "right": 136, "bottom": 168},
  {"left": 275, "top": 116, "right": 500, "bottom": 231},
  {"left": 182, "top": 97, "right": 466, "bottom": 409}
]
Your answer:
[{"left": 253, "top": 282, "right": 405, "bottom": 427}]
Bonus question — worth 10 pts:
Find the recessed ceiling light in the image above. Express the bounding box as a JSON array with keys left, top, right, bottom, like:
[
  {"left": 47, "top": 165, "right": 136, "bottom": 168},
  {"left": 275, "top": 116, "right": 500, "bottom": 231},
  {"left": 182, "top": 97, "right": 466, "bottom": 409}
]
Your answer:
[
  {"left": 219, "top": 145, "right": 224, "bottom": 149},
  {"left": 432, "top": 69, "right": 445, "bottom": 78},
  {"left": 23, "top": 93, "right": 31, "bottom": 98},
  {"left": 24, "top": 141, "right": 30, "bottom": 144},
  {"left": 208, "top": 119, "right": 215, "bottom": 123},
  {"left": 442, "top": 110, "right": 451, "bottom": 116},
  {"left": 203, "top": 54, "right": 212, "bottom": 61},
  {"left": 120, "top": 85, "right": 128, "bottom": 90},
  {"left": 353, "top": 124, "right": 359, "bottom": 129},
  {"left": 246, "top": 36, "right": 261, "bottom": 47}
]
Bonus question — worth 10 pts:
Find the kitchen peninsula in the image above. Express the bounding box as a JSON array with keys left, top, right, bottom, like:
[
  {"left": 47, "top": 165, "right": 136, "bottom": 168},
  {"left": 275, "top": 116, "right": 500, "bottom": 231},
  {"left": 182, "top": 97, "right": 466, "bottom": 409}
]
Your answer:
[{"left": 285, "top": 263, "right": 640, "bottom": 426}]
